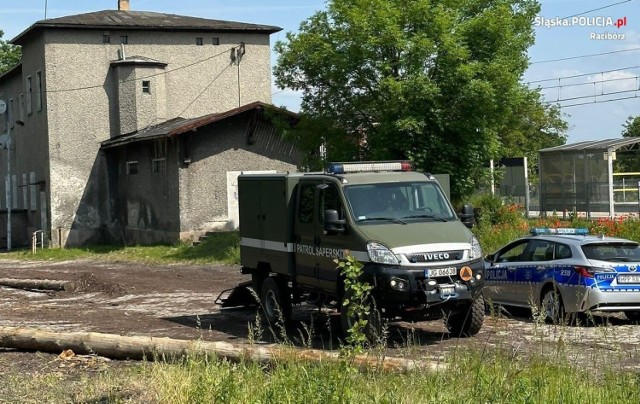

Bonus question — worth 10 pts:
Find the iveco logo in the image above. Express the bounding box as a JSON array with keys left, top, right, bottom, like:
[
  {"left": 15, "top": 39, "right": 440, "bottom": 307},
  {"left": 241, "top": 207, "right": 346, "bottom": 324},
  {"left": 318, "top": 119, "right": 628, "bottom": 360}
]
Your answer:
[{"left": 426, "top": 253, "right": 450, "bottom": 261}]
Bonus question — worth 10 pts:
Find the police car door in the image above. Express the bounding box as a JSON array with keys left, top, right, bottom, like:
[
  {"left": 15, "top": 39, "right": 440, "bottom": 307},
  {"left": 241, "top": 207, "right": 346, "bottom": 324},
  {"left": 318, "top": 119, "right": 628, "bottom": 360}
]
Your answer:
[
  {"left": 511, "top": 239, "right": 556, "bottom": 307},
  {"left": 487, "top": 239, "right": 529, "bottom": 304}
]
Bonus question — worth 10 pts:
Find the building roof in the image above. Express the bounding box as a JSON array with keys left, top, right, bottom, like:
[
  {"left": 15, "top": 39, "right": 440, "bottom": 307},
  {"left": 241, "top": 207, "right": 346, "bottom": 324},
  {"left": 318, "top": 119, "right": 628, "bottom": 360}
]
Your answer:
[
  {"left": 539, "top": 138, "right": 640, "bottom": 154},
  {"left": 12, "top": 10, "right": 282, "bottom": 44},
  {"left": 100, "top": 101, "right": 299, "bottom": 149}
]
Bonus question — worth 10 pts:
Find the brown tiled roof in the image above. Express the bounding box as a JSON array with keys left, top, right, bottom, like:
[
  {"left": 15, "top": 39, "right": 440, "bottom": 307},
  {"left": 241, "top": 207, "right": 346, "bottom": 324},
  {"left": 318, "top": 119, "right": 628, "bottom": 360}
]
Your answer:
[
  {"left": 12, "top": 10, "right": 281, "bottom": 44},
  {"left": 100, "top": 101, "right": 298, "bottom": 149}
]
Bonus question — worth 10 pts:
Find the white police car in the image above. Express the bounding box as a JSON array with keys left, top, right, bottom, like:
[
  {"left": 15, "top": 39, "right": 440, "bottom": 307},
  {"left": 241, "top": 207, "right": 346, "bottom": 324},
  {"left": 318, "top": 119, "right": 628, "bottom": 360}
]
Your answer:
[{"left": 483, "top": 228, "right": 640, "bottom": 323}]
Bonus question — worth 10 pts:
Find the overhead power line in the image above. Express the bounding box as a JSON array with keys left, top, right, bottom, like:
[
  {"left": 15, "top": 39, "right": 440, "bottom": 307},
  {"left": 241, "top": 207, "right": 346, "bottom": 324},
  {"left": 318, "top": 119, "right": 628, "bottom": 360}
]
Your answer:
[
  {"left": 552, "top": 94, "right": 639, "bottom": 108},
  {"left": 536, "top": 74, "right": 639, "bottom": 91},
  {"left": 527, "top": 65, "right": 640, "bottom": 84},
  {"left": 562, "top": 0, "right": 633, "bottom": 19},
  {"left": 531, "top": 47, "right": 640, "bottom": 64}
]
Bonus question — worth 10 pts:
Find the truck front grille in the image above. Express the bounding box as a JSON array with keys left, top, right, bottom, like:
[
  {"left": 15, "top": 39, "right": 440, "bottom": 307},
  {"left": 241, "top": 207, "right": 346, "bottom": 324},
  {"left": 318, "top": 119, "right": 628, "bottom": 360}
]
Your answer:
[{"left": 407, "top": 250, "right": 464, "bottom": 263}]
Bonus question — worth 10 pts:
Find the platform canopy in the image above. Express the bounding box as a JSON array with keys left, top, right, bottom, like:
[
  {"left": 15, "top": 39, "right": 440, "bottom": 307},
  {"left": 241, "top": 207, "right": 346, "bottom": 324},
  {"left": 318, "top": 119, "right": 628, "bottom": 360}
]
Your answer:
[{"left": 538, "top": 138, "right": 640, "bottom": 218}]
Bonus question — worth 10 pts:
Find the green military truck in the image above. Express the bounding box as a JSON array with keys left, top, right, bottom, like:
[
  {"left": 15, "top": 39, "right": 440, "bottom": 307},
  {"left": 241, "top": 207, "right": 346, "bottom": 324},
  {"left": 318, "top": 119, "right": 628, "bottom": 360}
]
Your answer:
[{"left": 238, "top": 161, "right": 485, "bottom": 337}]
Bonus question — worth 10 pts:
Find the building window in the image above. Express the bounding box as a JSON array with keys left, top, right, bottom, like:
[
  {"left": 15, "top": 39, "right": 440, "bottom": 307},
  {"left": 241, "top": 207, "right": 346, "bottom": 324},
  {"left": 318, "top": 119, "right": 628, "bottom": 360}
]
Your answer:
[
  {"left": 212, "top": 37, "right": 220, "bottom": 45},
  {"left": 152, "top": 158, "right": 166, "bottom": 173},
  {"left": 126, "top": 161, "right": 138, "bottom": 175},
  {"left": 142, "top": 80, "right": 151, "bottom": 94},
  {"left": 120, "top": 35, "right": 128, "bottom": 44},
  {"left": 196, "top": 37, "right": 203, "bottom": 46},
  {"left": 25, "top": 76, "right": 33, "bottom": 115},
  {"left": 103, "top": 34, "right": 110, "bottom": 43},
  {"left": 36, "top": 71, "right": 43, "bottom": 112}
]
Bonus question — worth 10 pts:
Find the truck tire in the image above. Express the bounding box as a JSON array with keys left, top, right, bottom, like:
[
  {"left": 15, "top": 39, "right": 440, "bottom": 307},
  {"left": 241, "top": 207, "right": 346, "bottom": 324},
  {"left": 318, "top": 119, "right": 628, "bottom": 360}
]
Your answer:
[
  {"left": 340, "top": 293, "right": 382, "bottom": 344},
  {"left": 625, "top": 311, "right": 640, "bottom": 322},
  {"left": 445, "top": 294, "right": 484, "bottom": 337},
  {"left": 260, "top": 276, "right": 292, "bottom": 325}
]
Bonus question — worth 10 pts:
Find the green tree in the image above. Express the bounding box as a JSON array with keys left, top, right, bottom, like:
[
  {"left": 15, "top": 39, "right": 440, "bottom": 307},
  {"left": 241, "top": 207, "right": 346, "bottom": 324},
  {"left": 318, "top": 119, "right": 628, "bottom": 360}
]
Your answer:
[
  {"left": 615, "top": 115, "right": 640, "bottom": 173},
  {"left": 0, "top": 30, "right": 21, "bottom": 75},
  {"left": 621, "top": 115, "right": 640, "bottom": 139},
  {"left": 274, "top": 0, "right": 567, "bottom": 201}
]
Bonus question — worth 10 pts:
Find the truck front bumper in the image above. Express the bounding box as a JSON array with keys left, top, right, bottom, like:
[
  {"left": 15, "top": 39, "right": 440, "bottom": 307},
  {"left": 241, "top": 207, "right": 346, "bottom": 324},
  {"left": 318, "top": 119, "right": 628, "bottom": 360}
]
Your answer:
[{"left": 363, "top": 259, "right": 485, "bottom": 310}]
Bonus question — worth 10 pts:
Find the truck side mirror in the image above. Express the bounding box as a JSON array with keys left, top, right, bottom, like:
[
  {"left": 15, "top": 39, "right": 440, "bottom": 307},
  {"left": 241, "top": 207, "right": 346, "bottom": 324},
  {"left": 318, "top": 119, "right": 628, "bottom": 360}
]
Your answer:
[
  {"left": 324, "top": 209, "right": 346, "bottom": 234},
  {"left": 459, "top": 204, "right": 475, "bottom": 229}
]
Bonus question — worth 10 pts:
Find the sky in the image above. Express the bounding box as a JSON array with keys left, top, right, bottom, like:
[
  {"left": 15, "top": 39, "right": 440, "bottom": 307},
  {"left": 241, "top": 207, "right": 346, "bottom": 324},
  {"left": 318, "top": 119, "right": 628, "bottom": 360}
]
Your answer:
[{"left": 1, "top": 0, "right": 639, "bottom": 144}]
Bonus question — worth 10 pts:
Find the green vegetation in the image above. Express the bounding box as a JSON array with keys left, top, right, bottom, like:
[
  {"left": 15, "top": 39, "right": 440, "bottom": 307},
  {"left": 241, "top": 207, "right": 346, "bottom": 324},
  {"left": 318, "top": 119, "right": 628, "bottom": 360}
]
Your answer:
[
  {"left": 0, "top": 29, "right": 21, "bottom": 75},
  {"left": 3, "top": 232, "right": 240, "bottom": 265},
  {"left": 4, "top": 348, "right": 640, "bottom": 403},
  {"left": 274, "top": 0, "right": 567, "bottom": 200}
]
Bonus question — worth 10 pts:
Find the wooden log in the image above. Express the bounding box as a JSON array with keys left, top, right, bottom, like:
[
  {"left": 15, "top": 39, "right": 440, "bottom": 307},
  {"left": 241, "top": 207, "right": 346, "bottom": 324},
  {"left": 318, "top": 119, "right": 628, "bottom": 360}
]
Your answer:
[
  {"left": 0, "top": 326, "right": 444, "bottom": 372},
  {"left": 0, "top": 278, "right": 68, "bottom": 291}
]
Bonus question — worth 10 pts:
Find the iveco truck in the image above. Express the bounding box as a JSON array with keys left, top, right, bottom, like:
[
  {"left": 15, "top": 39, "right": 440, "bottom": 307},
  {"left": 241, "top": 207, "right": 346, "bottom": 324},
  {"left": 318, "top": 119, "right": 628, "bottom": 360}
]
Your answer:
[{"left": 238, "top": 161, "right": 485, "bottom": 337}]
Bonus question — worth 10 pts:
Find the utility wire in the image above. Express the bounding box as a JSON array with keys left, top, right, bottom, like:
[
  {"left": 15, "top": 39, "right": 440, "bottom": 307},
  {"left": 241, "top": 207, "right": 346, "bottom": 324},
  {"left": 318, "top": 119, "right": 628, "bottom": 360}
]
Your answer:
[
  {"left": 562, "top": 0, "right": 633, "bottom": 19},
  {"left": 531, "top": 47, "right": 640, "bottom": 64},
  {"left": 551, "top": 94, "right": 639, "bottom": 108},
  {"left": 546, "top": 87, "right": 639, "bottom": 103},
  {"left": 0, "top": 46, "right": 237, "bottom": 97},
  {"left": 536, "top": 74, "right": 639, "bottom": 90},
  {"left": 527, "top": 65, "right": 640, "bottom": 84}
]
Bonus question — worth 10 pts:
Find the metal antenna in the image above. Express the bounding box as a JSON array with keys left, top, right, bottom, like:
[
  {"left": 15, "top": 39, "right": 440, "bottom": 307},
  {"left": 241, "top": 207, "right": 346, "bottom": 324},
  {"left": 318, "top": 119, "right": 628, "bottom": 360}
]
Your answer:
[{"left": 44, "top": 0, "right": 48, "bottom": 19}]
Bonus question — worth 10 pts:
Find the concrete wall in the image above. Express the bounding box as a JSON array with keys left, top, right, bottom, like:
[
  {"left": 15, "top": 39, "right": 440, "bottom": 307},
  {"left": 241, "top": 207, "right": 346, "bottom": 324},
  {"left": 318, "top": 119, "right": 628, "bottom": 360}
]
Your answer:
[
  {"left": 178, "top": 111, "right": 301, "bottom": 239},
  {"left": 105, "top": 110, "right": 300, "bottom": 245},
  {"left": 37, "top": 27, "right": 273, "bottom": 246},
  {"left": 0, "top": 33, "right": 51, "bottom": 245}
]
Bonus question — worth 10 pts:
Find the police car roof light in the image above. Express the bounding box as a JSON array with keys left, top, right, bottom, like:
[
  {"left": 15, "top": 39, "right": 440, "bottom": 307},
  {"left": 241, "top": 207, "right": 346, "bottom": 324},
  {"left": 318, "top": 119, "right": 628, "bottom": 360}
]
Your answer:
[
  {"left": 326, "top": 161, "right": 413, "bottom": 174},
  {"left": 530, "top": 227, "right": 589, "bottom": 236}
]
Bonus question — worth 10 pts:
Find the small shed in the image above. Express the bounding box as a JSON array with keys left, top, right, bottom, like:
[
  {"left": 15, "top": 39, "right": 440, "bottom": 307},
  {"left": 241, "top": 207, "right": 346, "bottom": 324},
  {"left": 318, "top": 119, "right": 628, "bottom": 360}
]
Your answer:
[{"left": 539, "top": 138, "right": 640, "bottom": 218}]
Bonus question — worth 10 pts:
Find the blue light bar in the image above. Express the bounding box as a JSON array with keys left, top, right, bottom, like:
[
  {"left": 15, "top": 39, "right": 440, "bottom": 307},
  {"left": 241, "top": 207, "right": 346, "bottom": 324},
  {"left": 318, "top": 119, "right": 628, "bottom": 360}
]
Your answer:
[
  {"left": 530, "top": 228, "right": 589, "bottom": 236},
  {"left": 326, "top": 161, "right": 413, "bottom": 174}
]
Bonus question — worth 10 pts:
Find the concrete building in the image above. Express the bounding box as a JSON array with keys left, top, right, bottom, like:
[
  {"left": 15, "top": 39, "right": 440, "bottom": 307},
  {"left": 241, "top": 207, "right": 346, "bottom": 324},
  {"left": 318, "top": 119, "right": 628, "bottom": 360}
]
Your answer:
[{"left": 0, "top": 1, "right": 300, "bottom": 247}]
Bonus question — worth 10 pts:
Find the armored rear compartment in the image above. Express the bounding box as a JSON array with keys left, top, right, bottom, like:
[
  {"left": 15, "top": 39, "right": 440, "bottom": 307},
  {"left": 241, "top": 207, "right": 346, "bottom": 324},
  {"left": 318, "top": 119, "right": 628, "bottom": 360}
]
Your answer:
[{"left": 238, "top": 174, "right": 300, "bottom": 275}]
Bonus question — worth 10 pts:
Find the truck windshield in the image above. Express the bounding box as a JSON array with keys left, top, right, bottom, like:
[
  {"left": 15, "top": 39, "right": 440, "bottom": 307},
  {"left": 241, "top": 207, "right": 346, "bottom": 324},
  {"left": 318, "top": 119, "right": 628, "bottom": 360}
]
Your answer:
[{"left": 344, "top": 182, "right": 456, "bottom": 222}]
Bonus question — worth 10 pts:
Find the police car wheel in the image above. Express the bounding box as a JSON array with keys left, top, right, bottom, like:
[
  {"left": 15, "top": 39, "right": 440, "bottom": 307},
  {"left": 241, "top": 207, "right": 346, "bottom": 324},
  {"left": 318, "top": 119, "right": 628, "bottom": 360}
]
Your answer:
[
  {"left": 260, "top": 276, "right": 292, "bottom": 325},
  {"left": 541, "top": 287, "right": 565, "bottom": 324}
]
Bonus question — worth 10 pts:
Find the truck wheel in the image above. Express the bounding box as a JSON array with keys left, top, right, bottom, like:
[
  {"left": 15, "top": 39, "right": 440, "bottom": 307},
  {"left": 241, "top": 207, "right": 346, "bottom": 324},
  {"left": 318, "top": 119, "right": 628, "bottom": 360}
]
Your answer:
[
  {"left": 625, "top": 311, "right": 640, "bottom": 322},
  {"left": 339, "top": 293, "right": 382, "bottom": 344},
  {"left": 260, "top": 276, "right": 291, "bottom": 325},
  {"left": 541, "top": 287, "right": 565, "bottom": 324},
  {"left": 445, "top": 294, "right": 484, "bottom": 337}
]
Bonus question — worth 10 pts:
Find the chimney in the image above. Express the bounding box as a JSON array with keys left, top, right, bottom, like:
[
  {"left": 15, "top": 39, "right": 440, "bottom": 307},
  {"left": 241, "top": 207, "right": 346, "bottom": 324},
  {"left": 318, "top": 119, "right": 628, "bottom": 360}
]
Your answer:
[{"left": 118, "top": 0, "right": 130, "bottom": 11}]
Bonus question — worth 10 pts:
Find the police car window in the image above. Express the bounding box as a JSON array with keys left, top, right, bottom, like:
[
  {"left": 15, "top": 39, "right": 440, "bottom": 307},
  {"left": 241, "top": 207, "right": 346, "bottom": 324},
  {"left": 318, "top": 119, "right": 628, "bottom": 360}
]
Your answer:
[
  {"left": 528, "top": 240, "right": 554, "bottom": 261},
  {"left": 555, "top": 243, "right": 572, "bottom": 259},
  {"left": 582, "top": 243, "right": 640, "bottom": 261},
  {"left": 298, "top": 184, "right": 315, "bottom": 224},
  {"left": 497, "top": 241, "right": 527, "bottom": 262}
]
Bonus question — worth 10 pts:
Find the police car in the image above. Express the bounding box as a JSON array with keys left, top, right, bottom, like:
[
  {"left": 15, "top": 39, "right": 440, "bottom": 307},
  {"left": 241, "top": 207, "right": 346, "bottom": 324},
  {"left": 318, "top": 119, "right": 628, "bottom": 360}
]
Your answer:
[{"left": 483, "top": 228, "right": 640, "bottom": 323}]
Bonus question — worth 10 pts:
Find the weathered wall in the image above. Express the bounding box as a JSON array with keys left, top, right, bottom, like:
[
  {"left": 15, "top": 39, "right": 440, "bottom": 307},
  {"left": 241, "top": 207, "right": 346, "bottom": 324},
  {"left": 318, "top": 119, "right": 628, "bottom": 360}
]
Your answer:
[
  {"left": 178, "top": 111, "right": 301, "bottom": 239},
  {"left": 0, "top": 33, "right": 51, "bottom": 244},
  {"left": 39, "top": 28, "right": 273, "bottom": 246}
]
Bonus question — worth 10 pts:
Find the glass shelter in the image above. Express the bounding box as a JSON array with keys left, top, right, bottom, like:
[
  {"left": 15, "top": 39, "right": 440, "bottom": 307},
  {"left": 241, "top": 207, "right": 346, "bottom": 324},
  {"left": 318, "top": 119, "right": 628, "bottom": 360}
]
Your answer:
[{"left": 539, "top": 138, "right": 640, "bottom": 218}]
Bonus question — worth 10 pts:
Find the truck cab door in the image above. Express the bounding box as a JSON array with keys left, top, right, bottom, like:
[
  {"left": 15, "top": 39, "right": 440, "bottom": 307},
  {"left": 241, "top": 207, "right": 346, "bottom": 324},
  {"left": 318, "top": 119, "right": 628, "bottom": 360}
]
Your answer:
[
  {"left": 294, "top": 180, "right": 321, "bottom": 288},
  {"left": 315, "top": 182, "right": 350, "bottom": 294}
]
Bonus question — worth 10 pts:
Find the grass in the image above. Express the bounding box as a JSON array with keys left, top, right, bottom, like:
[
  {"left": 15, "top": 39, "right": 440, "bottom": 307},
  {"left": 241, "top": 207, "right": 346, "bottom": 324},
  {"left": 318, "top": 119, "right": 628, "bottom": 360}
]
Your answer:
[
  {"left": 3, "top": 346, "right": 640, "bottom": 403},
  {"left": 0, "top": 231, "right": 240, "bottom": 265}
]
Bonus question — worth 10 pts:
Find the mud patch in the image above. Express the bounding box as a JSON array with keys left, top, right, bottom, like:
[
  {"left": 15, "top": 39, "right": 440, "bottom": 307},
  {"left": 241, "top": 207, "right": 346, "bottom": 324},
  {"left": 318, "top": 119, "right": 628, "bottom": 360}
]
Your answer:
[{"left": 66, "top": 273, "right": 126, "bottom": 296}]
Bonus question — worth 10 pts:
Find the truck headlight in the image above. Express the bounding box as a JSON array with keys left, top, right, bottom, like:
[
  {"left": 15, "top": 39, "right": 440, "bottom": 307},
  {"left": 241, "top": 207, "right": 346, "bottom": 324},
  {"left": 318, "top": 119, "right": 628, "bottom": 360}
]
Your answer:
[
  {"left": 470, "top": 236, "right": 483, "bottom": 260},
  {"left": 367, "top": 242, "right": 400, "bottom": 265}
]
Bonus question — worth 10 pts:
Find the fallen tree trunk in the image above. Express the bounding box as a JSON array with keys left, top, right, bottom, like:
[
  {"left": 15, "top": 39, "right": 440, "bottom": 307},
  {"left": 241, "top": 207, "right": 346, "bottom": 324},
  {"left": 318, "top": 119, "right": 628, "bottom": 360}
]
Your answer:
[
  {"left": 0, "top": 326, "right": 444, "bottom": 372},
  {"left": 0, "top": 278, "right": 68, "bottom": 291}
]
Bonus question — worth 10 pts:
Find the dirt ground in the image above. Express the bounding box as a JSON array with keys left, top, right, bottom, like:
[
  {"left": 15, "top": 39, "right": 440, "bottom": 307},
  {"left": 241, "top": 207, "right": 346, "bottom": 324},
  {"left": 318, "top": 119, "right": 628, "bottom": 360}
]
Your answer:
[{"left": 2, "top": 258, "right": 640, "bottom": 378}]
